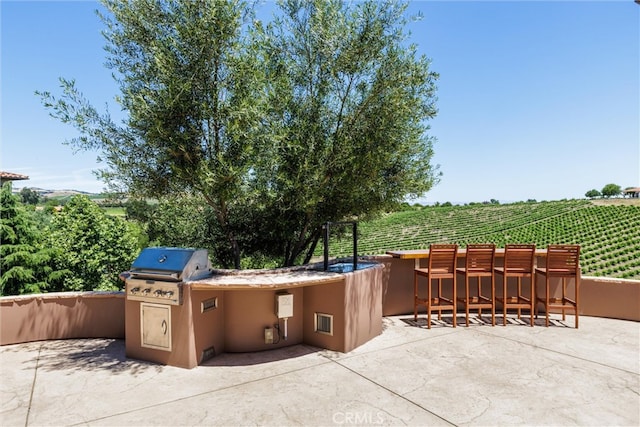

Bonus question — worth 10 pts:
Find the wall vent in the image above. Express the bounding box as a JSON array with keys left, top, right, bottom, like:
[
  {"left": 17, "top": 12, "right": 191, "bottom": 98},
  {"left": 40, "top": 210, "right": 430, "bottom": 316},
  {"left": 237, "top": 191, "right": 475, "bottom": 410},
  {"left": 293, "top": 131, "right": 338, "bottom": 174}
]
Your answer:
[
  {"left": 315, "top": 313, "right": 333, "bottom": 336},
  {"left": 201, "top": 297, "right": 218, "bottom": 313},
  {"left": 201, "top": 346, "right": 216, "bottom": 363}
]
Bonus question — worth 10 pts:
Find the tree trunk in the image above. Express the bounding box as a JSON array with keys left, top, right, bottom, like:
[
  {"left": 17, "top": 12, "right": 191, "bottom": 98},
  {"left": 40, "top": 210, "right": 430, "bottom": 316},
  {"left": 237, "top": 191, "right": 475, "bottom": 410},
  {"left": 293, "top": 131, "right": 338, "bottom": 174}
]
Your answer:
[{"left": 302, "top": 228, "right": 322, "bottom": 265}]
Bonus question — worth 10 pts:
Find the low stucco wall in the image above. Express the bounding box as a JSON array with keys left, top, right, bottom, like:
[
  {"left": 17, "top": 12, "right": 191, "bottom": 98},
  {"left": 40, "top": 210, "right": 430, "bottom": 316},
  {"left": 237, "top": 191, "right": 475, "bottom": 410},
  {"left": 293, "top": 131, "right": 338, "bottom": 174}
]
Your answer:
[
  {"left": 303, "top": 264, "right": 383, "bottom": 352},
  {"left": 1, "top": 261, "right": 637, "bottom": 349},
  {"left": 0, "top": 292, "right": 125, "bottom": 345},
  {"left": 579, "top": 276, "right": 640, "bottom": 321}
]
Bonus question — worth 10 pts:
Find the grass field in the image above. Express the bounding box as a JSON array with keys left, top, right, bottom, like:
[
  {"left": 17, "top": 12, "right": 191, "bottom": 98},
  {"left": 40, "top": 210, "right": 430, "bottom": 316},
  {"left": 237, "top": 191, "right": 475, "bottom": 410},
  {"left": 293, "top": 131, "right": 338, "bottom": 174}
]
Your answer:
[
  {"left": 320, "top": 199, "right": 640, "bottom": 280},
  {"left": 102, "top": 206, "right": 126, "bottom": 217}
]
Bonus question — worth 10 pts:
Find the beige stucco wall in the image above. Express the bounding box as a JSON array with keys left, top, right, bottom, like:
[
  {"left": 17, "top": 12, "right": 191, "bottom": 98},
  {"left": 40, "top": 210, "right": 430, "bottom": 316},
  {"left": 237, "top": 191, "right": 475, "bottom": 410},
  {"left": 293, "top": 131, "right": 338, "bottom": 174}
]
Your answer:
[
  {"left": 579, "top": 276, "right": 640, "bottom": 321},
  {"left": 0, "top": 292, "right": 124, "bottom": 345},
  {"left": 303, "top": 264, "right": 383, "bottom": 353},
  {"left": 223, "top": 287, "right": 305, "bottom": 353},
  {"left": 1, "top": 262, "right": 636, "bottom": 356},
  {"left": 303, "top": 281, "right": 346, "bottom": 351},
  {"left": 191, "top": 289, "right": 226, "bottom": 362},
  {"left": 343, "top": 264, "right": 383, "bottom": 351}
]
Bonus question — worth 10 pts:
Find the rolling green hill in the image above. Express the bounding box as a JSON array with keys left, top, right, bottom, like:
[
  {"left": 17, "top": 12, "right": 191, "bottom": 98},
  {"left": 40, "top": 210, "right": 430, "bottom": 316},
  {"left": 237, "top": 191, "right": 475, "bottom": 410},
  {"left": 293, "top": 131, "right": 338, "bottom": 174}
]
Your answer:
[{"left": 321, "top": 199, "right": 640, "bottom": 280}]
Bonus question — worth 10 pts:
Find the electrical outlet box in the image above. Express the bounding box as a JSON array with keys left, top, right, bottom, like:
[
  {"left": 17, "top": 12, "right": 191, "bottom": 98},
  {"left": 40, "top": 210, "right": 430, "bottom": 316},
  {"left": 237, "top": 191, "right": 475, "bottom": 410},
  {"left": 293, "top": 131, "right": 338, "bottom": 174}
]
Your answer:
[
  {"left": 264, "top": 327, "right": 274, "bottom": 344},
  {"left": 276, "top": 293, "right": 294, "bottom": 319}
]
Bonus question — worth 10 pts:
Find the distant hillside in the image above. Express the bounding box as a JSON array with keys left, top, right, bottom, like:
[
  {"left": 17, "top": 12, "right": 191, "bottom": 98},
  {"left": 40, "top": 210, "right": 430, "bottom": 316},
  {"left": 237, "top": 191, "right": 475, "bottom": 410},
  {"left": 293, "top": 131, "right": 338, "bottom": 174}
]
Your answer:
[
  {"left": 12, "top": 187, "right": 93, "bottom": 198},
  {"left": 320, "top": 199, "right": 640, "bottom": 280},
  {"left": 11, "top": 187, "right": 114, "bottom": 203}
]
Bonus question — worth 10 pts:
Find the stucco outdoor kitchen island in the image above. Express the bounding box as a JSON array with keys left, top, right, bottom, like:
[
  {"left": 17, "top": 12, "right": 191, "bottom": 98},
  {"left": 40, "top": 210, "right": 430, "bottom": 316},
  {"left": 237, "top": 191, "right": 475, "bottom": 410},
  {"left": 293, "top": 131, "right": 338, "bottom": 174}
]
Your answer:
[{"left": 124, "top": 262, "right": 384, "bottom": 369}]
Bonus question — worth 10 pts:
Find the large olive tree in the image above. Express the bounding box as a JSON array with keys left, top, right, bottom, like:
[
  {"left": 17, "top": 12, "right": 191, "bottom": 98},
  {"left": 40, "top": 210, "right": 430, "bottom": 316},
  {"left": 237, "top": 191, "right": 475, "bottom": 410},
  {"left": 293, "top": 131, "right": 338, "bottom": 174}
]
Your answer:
[
  {"left": 250, "top": 0, "right": 440, "bottom": 265},
  {"left": 39, "top": 0, "right": 439, "bottom": 268},
  {"left": 40, "top": 0, "right": 262, "bottom": 268}
]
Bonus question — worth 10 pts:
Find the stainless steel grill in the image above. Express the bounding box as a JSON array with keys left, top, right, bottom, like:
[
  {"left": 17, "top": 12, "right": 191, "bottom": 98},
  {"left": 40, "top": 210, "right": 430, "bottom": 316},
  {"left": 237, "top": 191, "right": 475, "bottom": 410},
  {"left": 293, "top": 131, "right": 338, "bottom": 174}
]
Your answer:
[{"left": 126, "top": 247, "right": 211, "bottom": 305}]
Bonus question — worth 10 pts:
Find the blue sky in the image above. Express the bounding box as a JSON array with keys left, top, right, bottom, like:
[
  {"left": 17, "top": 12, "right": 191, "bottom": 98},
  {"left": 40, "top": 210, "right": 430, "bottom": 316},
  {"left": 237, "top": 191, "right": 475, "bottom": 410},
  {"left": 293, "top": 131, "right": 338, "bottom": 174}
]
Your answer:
[{"left": 2, "top": 1, "right": 638, "bottom": 204}]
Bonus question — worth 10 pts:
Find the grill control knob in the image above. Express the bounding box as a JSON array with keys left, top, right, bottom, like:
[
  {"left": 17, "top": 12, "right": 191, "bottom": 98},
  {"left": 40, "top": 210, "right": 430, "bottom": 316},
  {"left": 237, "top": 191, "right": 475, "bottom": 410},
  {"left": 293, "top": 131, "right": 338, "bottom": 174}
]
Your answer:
[
  {"left": 165, "top": 291, "right": 174, "bottom": 298},
  {"left": 130, "top": 287, "right": 140, "bottom": 294},
  {"left": 142, "top": 288, "right": 151, "bottom": 295},
  {"left": 153, "top": 289, "right": 164, "bottom": 297}
]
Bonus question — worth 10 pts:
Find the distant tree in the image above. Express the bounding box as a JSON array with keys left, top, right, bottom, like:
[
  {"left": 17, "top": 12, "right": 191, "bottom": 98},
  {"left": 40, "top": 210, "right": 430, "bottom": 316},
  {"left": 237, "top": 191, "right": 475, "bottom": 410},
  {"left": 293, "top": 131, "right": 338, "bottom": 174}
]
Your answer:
[
  {"left": 46, "top": 195, "right": 139, "bottom": 291},
  {"left": 124, "top": 199, "right": 156, "bottom": 223},
  {"left": 43, "top": 199, "right": 60, "bottom": 214},
  {"left": 144, "top": 196, "right": 210, "bottom": 248},
  {"left": 19, "top": 187, "right": 40, "bottom": 205},
  {"left": 601, "top": 183, "right": 621, "bottom": 198},
  {"left": 0, "top": 183, "right": 63, "bottom": 295},
  {"left": 585, "top": 189, "right": 601, "bottom": 199}
]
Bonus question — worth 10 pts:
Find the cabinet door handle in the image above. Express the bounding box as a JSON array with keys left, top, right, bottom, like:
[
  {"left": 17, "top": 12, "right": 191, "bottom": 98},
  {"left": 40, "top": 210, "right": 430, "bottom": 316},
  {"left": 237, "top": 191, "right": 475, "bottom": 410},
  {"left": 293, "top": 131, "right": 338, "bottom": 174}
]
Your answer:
[{"left": 161, "top": 320, "right": 167, "bottom": 335}]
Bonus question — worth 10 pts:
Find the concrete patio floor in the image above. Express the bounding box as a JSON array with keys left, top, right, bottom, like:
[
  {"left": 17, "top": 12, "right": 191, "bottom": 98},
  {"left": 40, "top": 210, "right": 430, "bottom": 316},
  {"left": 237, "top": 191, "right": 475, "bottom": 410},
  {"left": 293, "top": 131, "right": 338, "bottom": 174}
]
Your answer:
[{"left": 1, "top": 314, "right": 639, "bottom": 426}]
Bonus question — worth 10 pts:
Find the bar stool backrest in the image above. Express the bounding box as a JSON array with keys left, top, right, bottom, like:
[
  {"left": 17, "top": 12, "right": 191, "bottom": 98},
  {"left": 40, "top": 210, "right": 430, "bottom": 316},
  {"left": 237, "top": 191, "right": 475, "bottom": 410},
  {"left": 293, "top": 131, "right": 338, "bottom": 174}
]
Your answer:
[
  {"left": 428, "top": 244, "right": 458, "bottom": 273},
  {"left": 546, "top": 245, "right": 580, "bottom": 274},
  {"left": 465, "top": 244, "right": 496, "bottom": 272},
  {"left": 503, "top": 244, "right": 536, "bottom": 273}
]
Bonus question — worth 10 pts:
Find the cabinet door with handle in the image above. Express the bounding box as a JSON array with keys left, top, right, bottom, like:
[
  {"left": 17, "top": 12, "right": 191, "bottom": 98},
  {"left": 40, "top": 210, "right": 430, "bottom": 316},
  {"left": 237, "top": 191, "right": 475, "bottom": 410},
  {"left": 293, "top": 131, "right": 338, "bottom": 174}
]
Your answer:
[{"left": 141, "top": 303, "right": 172, "bottom": 351}]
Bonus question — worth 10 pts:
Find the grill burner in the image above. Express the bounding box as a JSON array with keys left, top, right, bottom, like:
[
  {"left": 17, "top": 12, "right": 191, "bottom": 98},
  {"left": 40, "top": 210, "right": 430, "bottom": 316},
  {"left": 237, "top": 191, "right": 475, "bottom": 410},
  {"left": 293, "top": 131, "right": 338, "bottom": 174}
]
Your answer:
[{"left": 126, "top": 247, "right": 212, "bottom": 305}]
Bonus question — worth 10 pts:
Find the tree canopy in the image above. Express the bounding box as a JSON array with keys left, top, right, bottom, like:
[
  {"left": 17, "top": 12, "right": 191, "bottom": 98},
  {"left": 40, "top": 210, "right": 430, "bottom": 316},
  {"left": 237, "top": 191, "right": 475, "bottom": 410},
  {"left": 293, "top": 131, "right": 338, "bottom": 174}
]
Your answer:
[
  {"left": 0, "top": 183, "right": 63, "bottom": 295},
  {"left": 601, "top": 183, "right": 621, "bottom": 198},
  {"left": 39, "top": 0, "right": 440, "bottom": 268},
  {"left": 585, "top": 189, "right": 601, "bottom": 199},
  {"left": 46, "top": 195, "right": 139, "bottom": 291}
]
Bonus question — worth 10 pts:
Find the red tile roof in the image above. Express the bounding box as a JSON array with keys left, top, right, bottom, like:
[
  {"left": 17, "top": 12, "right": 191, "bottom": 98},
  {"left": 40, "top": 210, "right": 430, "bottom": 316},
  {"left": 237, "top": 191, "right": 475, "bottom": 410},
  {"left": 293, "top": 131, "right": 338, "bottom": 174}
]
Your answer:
[{"left": 0, "top": 171, "right": 30, "bottom": 181}]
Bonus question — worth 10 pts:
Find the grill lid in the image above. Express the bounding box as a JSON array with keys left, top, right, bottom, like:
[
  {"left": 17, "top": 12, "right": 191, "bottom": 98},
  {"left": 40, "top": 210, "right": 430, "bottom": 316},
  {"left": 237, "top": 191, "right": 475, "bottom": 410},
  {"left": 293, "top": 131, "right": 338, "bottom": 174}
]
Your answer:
[{"left": 130, "top": 247, "right": 211, "bottom": 281}]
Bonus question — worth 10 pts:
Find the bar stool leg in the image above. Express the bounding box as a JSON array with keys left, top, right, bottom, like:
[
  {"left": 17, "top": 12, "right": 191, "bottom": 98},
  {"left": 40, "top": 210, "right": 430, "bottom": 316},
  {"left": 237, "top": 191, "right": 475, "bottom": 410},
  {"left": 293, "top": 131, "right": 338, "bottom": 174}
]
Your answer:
[
  {"left": 562, "top": 277, "right": 567, "bottom": 321},
  {"left": 491, "top": 275, "right": 495, "bottom": 326},
  {"left": 476, "top": 278, "right": 482, "bottom": 322},
  {"left": 435, "top": 278, "right": 440, "bottom": 321},
  {"left": 414, "top": 272, "right": 418, "bottom": 322},
  {"left": 465, "top": 276, "right": 470, "bottom": 326},
  {"left": 545, "top": 275, "right": 550, "bottom": 327},
  {"left": 503, "top": 276, "right": 508, "bottom": 326},
  {"left": 517, "top": 277, "right": 522, "bottom": 320},
  {"left": 452, "top": 276, "right": 457, "bottom": 328},
  {"left": 427, "top": 276, "right": 432, "bottom": 329},
  {"left": 529, "top": 275, "right": 534, "bottom": 327}
]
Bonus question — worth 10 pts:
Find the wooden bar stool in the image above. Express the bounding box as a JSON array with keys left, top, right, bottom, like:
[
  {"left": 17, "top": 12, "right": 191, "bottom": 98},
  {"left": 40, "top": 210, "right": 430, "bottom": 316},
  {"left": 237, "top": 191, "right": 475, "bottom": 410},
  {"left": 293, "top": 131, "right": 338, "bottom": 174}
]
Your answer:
[
  {"left": 535, "top": 245, "right": 581, "bottom": 328},
  {"left": 494, "top": 244, "right": 536, "bottom": 326},
  {"left": 456, "top": 244, "right": 496, "bottom": 326},
  {"left": 414, "top": 244, "right": 458, "bottom": 328}
]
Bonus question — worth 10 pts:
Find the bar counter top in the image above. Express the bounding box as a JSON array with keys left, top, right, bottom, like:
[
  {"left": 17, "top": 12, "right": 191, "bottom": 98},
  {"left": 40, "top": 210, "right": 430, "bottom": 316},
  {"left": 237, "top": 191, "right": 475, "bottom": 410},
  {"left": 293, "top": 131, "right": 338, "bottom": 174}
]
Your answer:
[
  {"left": 386, "top": 248, "right": 548, "bottom": 259},
  {"left": 188, "top": 263, "right": 383, "bottom": 291}
]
